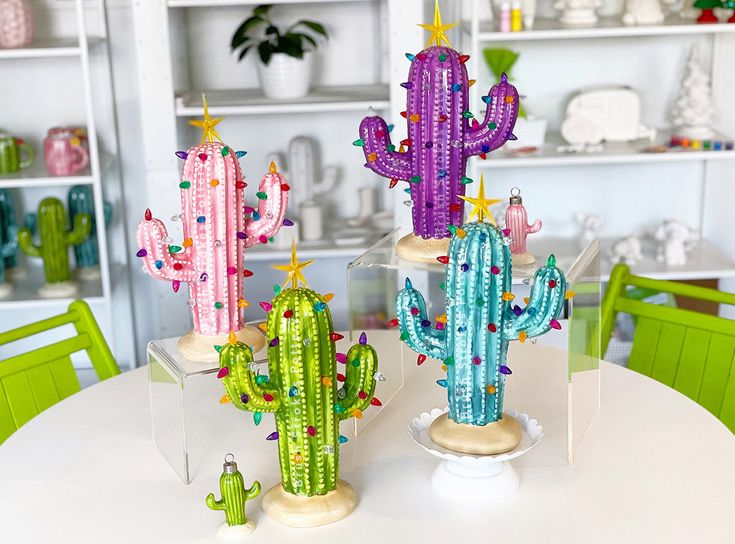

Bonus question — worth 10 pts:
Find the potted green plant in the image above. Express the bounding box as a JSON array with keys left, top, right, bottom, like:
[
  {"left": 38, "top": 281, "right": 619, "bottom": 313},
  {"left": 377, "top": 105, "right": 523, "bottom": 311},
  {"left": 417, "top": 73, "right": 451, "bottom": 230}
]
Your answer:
[
  {"left": 483, "top": 48, "right": 547, "bottom": 151},
  {"left": 231, "top": 4, "right": 328, "bottom": 100}
]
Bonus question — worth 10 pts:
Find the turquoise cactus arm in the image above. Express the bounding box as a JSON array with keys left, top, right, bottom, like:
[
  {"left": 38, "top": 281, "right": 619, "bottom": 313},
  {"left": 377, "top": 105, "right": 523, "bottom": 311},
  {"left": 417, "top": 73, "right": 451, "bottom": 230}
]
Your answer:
[
  {"left": 244, "top": 481, "right": 261, "bottom": 500},
  {"left": 65, "top": 212, "right": 92, "bottom": 246},
  {"left": 103, "top": 202, "right": 112, "bottom": 227},
  {"left": 396, "top": 278, "right": 448, "bottom": 361},
  {"left": 504, "top": 255, "right": 567, "bottom": 340},
  {"left": 336, "top": 333, "right": 378, "bottom": 421},
  {"left": 219, "top": 342, "right": 281, "bottom": 412},
  {"left": 17, "top": 227, "right": 40, "bottom": 258},
  {"left": 1, "top": 225, "right": 18, "bottom": 258}
]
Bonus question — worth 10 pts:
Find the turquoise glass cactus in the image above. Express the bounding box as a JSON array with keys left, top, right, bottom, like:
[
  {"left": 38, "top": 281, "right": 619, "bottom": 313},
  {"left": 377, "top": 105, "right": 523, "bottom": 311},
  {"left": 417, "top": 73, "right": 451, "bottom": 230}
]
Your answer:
[
  {"left": 18, "top": 197, "right": 91, "bottom": 284},
  {"left": 0, "top": 189, "right": 19, "bottom": 270},
  {"left": 217, "top": 251, "right": 379, "bottom": 497},
  {"left": 206, "top": 454, "right": 260, "bottom": 527},
  {"left": 396, "top": 221, "right": 567, "bottom": 425},
  {"left": 67, "top": 185, "right": 112, "bottom": 269}
]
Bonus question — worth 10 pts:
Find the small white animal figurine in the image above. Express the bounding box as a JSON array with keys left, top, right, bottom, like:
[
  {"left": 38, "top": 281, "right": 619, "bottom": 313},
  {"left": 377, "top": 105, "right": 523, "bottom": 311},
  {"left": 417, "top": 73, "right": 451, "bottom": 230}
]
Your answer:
[
  {"left": 554, "top": 0, "right": 603, "bottom": 25},
  {"left": 560, "top": 86, "right": 656, "bottom": 148},
  {"left": 575, "top": 213, "right": 602, "bottom": 249},
  {"left": 610, "top": 234, "right": 643, "bottom": 265},
  {"left": 622, "top": 0, "right": 665, "bottom": 25},
  {"left": 654, "top": 220, "right": 698, "bottom": 267}
]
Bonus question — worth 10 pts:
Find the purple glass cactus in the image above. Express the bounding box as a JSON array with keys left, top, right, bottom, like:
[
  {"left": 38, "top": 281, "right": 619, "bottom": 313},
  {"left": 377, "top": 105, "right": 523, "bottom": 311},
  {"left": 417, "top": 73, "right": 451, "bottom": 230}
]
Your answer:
[{"left": 358, "top": 48, "right": 519, "bottom": 240}]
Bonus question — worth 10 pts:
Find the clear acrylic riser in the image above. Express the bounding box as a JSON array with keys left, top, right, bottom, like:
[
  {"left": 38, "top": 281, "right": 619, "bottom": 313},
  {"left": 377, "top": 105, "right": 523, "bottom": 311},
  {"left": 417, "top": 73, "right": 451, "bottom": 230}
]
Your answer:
[{"left": 347, "top": 229, "right": 601, "bottom": 464}]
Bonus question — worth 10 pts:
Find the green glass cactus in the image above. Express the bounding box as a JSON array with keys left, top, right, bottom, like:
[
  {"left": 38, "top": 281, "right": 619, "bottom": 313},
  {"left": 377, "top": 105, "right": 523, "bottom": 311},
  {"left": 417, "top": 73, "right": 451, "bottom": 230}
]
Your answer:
[
  {"left": 206, "top": 454, "right": 260, "bottom": 526},
  {"left": 18, "top": 197, "right": 91, "bottom": 284},
  {"left": 67, "top": 185, "right": 112, "bottom": 269},
  {"left": 217, "top": 249, "right": 379, "bottom": 497}
]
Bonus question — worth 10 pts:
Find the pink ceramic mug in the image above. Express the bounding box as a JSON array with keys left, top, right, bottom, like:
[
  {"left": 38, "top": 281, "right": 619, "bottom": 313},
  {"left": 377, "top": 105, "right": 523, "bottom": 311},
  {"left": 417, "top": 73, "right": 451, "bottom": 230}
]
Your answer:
[{"left": 44, "top": 128, "right": 89, "bottom": 176}]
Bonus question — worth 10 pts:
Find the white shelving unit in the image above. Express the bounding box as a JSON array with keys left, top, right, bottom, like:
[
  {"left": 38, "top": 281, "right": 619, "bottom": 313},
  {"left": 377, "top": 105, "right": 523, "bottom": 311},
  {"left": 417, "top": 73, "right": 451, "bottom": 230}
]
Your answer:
[
  {"left": 460, "top": 1, "right": 735, "bottom": 286},
  {"left": 0, "top": 0, "right": 135, "bottom": 367}
]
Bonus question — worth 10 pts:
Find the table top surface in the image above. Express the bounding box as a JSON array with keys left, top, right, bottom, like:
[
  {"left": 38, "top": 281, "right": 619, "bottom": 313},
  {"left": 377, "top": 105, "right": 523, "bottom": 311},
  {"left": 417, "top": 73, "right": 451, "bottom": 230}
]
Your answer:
[{"left": 0, "top": 343, "right": 733, "bottom": 544}]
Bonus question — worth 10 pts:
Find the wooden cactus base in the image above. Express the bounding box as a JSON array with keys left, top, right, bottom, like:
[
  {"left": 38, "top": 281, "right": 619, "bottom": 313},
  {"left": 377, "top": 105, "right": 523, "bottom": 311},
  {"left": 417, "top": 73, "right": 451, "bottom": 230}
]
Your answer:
[
  {"left": 396, "top": 233, "right": 450, "bottom": 264},
  {"left": 261, "top": 480, "right": 358, "bottom": 528},
  {"left": 177, "top": 325, "right": 266, "bottom": 363},
  {"left": 511, "top": 252, "right": 536, "bottom": 266},
  {"left": 429, "top": 413, "right": 522, "bottom": 455}
]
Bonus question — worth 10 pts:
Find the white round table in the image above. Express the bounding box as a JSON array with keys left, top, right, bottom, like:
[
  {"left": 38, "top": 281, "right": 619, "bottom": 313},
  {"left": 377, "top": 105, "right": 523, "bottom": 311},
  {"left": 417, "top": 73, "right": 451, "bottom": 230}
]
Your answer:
[{"left": 1, "top": 343, "right": 733, "bottom": 544}]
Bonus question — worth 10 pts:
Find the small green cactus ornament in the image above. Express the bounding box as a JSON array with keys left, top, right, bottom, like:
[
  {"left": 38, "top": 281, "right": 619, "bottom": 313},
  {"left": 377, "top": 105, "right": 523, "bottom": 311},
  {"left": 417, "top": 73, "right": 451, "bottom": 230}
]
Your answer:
[{"left": 206, "top": 453, "right": 260, "bottom": 533}]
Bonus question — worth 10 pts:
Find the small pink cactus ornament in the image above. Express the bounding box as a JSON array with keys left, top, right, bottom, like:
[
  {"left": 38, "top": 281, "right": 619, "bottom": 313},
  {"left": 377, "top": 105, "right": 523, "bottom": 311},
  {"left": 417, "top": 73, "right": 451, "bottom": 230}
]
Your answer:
[{"left": 505, "top": 187, "right": 541, "bottom": 266}]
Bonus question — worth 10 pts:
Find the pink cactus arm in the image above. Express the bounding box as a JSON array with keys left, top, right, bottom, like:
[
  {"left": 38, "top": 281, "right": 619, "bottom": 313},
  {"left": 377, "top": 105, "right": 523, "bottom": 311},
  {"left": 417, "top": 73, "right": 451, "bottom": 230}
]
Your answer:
[
  {"left": 244, "top": 166, "right": 289, "bottom": 248},
  {"left": 137, "top": 216, "right": 195, "bottom": 282},
  {"left": 359, "top": 115, "right": 413, "bottom": 180},
  {"left": 464, "top": 74, "right": 519, "bottom": 156},
  {"left": 527, "top": 219, "right": 542, "bottom": 234}
]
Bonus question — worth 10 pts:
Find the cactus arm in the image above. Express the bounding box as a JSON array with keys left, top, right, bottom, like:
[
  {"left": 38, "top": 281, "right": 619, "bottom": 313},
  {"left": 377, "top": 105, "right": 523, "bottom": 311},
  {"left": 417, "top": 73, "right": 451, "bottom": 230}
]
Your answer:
[
  {"left": 205, "top": 493, "right": 225, "bottom": 511},
  {"left": 359, "top": 115, "right": 413, "bottom": 181},
  {"left": 219, "top": 342, "right": 281, "bottom": 412},
  {"left": 244, "top": 168, "right": 288, "bottom": 248},
  {"left": 337, "top": 338, "right": 378, "bottom": 421},
  {"left": 504, "top": 257, "right": 567, "bottom": 340},
  {"left": 316, "top": 165, "right": 338, "bottom": 194},
  {"left": 464, "top": 75, "right": 519, "bottom": 156},
  {"left": 396, "top": 282, "right": 448, "bottom": 360},
  {"left": 527, "top": 219, "right": 542, "bottom": 234},
  {"left": 65, "top": 213, "right": 92, "bottom": 246},
  {"left": 136, "top": 217, "right": 194, "bottom": 282},
  {"left": 1, "top": 225, "right": 18, "bottom": 258},
  {"left": 103, "top": 202, "right": 112, "bottom": 227},
  {"left": 244, "top": 480, "right": 261, "bottom": 500},
  {"left": 17, "top": 227, "right": 41, "bottom": 258}
]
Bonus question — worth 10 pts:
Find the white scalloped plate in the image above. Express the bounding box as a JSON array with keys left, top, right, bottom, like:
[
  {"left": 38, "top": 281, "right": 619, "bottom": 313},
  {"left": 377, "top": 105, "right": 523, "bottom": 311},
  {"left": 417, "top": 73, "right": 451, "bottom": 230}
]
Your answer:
[{"left": 408, "top": 408, "right": 543, "bottom": 465}]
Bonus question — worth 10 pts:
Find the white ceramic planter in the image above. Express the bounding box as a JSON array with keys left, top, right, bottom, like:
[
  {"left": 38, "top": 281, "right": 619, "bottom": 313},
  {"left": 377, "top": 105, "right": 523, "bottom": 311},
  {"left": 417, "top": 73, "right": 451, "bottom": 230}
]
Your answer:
[{"left": 257, "top": 53, "right": 313, "bottom": 100}]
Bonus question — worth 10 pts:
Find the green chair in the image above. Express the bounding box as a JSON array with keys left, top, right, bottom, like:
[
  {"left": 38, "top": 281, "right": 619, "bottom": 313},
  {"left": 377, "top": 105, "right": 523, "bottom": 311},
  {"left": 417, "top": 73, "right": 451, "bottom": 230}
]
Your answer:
[
  {"left": 602, "top": 264, "right": 735, "bottom": 433},
  {"left": 0, "top": 300, "right": 119, "bottom": 444}
]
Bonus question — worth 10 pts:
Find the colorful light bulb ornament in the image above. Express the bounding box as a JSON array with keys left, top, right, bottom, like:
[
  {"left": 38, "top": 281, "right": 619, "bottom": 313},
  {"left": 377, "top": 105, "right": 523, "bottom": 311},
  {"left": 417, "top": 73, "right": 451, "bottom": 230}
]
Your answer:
[
  {"left": 136, "top": 97, "right": 290, "bottom": 362},
  {"left": 396, "top": 192, "right": 566, "bottom": 455},
  {"left": 216, "top": 243, "right": 379, "bottom": 528},
  {"left": 504, "top": 187, "right": 541, "bottom": 266},
  {"left": 356, "top": 0, "right": 519, "bottom": 263},
  {"left": 206, "top": 453, "right": 260, "bottom": 540}
]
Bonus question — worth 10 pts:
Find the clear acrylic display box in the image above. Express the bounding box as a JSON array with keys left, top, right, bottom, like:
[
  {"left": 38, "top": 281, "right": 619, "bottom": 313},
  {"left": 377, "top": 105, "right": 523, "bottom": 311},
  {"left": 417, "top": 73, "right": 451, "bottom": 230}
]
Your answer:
[
  {"left": 148, "top": 335, "right": 267, "bottom": 484},
  {"left": 347, "top": 229, "right": 601, "bottom": 462}
]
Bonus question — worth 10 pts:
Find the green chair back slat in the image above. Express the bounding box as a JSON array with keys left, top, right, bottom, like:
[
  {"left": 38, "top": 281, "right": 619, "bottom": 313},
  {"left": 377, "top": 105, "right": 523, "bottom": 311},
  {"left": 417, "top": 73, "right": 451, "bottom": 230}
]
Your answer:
[
  {"left": 699, "top": 335, "right": 735, "bottom": 417},
  {"left": 603, "top": 264, "right": 735, "bottom": 433},
  {"left": 0, "top": 301, "right": 118, "bottom": 444}
]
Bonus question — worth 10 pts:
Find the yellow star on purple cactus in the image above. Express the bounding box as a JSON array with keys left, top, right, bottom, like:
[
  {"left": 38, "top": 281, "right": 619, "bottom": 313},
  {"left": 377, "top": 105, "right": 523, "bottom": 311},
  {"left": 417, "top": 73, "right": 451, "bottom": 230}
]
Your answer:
[
  {"left": 459, "top": 175, "right": 502, "bottom": 224},
  {"left": 418, "top": 0, "right": 457, "bottom": 48},
  {"left": 273, "top": 241, "right": 313, "bottom": 289},
  {"left": 189, "top": 95, "right": 223, "bottom": 144}
]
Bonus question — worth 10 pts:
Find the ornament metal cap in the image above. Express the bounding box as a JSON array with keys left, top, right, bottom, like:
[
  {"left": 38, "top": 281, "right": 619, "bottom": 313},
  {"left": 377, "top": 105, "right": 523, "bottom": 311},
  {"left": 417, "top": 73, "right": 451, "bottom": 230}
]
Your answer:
[
  {"left": 509, "top": 187, "right": 523, "bottom": 205},
  {"left": 223, "top": 453, "right": 238, "bottom": 474}
]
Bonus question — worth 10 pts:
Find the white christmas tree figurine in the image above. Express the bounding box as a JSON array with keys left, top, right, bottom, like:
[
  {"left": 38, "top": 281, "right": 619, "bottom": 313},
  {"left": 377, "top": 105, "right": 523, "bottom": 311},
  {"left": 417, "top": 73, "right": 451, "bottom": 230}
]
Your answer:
[{"left": 671, "top": 47, "right": 715, "bottom": 140}]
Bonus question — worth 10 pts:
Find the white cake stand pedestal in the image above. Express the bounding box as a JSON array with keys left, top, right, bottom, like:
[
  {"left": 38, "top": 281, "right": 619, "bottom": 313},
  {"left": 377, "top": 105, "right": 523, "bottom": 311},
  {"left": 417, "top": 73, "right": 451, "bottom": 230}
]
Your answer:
[{"left": 409, "top": 408, "right": 543, "bottom": 501}]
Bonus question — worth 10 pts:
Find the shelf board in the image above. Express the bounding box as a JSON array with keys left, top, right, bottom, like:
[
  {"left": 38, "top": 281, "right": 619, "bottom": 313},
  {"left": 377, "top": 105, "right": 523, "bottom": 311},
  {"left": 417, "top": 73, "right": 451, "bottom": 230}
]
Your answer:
[
  {"left": 0, "top": 161, "right": 95, "bottom": 189},
  {"left": 168, "top": 0, "right": 372, "bottom": 6},
  {"left": 175, "top": 84, "right": 390, "bottom": 117},
  {"left": 467, "top": 17, "right": 735, "bottom": 42},
  {"left": 527, "top": 237, "right": 735, "bottom": 282},
  {"left": 0, "top": 38, "right": 103, "bottom": 60},
  {"left": 0, "top": 264, "right": 105, "bottom": 310},
  {"left": 478, "top": 131, "right": 735, "bottom": 169}
]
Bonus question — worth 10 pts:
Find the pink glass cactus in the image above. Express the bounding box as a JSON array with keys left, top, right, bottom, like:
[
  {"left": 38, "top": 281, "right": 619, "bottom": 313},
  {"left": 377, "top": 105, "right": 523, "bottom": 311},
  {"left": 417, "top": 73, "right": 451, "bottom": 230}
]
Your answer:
[
  {"left": 136, "top": 140, "right": 289, "bottom": 360},
  {"left": 357, "top": 51, "right": 518, "bottom": 241},
  {"left": 0, "top": 0, "right": 33, "bottom": 49},
  {"left": 505, "top": 188, "right": 541, "bottom": 263}
]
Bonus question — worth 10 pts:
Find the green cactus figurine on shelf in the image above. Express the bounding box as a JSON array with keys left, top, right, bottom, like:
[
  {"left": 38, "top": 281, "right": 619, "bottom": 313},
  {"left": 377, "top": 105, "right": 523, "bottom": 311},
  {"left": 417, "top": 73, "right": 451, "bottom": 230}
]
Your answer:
[
  {"left": 67, "top": 184, "right": 112, "bottom": 277},
  {"left": 18, "top": 197, "right": 91, "bottom": 298},
  {"left": 206, "top": 453, "right": 260, "bottom": 537},
  {"left": 216, "top": 243, "right": 379, "bottom": 528}
]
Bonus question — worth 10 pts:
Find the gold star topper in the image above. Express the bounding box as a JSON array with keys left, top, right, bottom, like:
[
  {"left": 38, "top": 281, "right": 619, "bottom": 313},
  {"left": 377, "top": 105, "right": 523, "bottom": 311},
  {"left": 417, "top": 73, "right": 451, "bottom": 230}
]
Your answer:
[
  {"left": 273, "top": 241, "right": 314, "bottom": 289},
  {"left": 418, "top": 0, "right": 457, "bottom": 48},
  {"left": 189, "top": 95, "right": 223, "bottom": 144},
  {"left": 459, "top": 174, "right": 502, "bottom": 224}
]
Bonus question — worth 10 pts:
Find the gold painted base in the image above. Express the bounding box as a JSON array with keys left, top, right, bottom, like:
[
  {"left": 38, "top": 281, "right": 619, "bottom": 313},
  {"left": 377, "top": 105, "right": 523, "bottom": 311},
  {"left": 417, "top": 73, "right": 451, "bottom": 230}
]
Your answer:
[
  {"left": 429, "top": 413, "right": 522, "bottom": 455},
  {"left": 261, "top": 480, "right": 358, "bottom": 528},
  {"left": 512, "top": 252, "right": 536, "bottom": 266},
  {"left": 177, "top": 325, "right": 266, "bottom": 363},
  {"left": 396, "top": 233, "right": 451, "bottom": 264}
]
